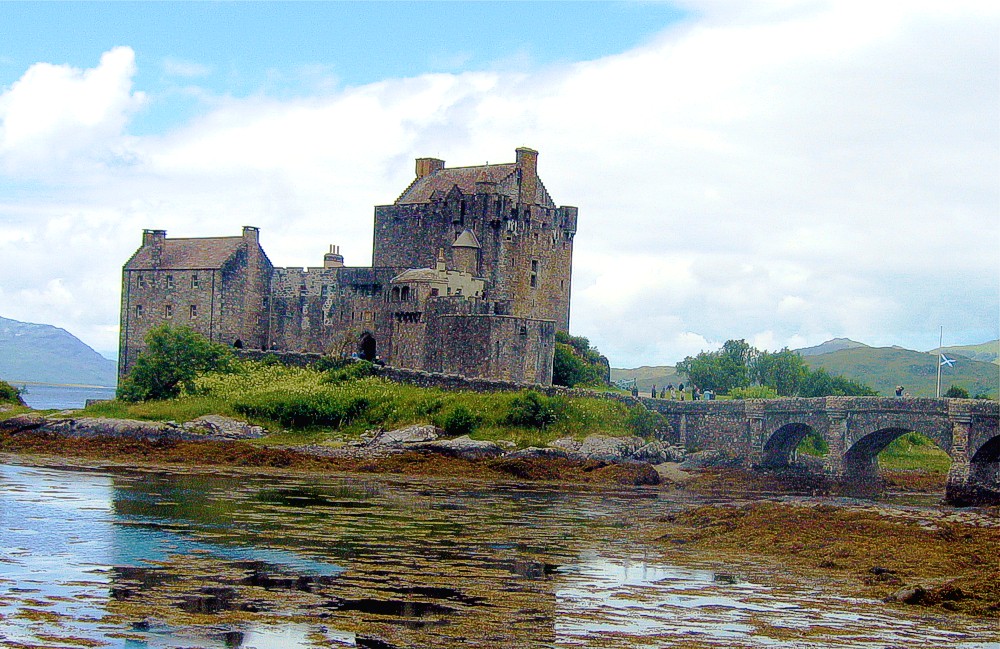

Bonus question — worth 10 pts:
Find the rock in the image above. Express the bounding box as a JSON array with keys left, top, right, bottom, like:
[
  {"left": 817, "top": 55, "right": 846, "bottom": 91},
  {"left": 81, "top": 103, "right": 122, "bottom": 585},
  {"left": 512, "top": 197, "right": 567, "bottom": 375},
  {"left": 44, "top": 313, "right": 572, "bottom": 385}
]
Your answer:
[
  {"left": 505, "top": 446, "right": 570, "bottom": 460},
  {"left": 182, "top": 415, "right": 266, "bottom": 439},
  {"left": 577, "top": 435, "right": 645, "bottom": 461},
  {"left": 885, "top": 585, "right": 927, "bottom": 605},
  {"left": 0, "top": 413, "right": 47, "bottom": 433},
  {"left": 410, "top": 435, "right": 505, "bottom": 459},
  {"left": 549, "top": 437, "right": 582, "bottom": 454},
  {"left": 633, "top": 441, "right": 686, "bottom": 464},
  {"left": 654, "top": 462, "right": 697, "bottom": 485},
  {"left": 679, "top": 449, "right": 728, "bottom": 469},
  {"left": 367, "top": 424, "right": 440, "bottom": 447}
]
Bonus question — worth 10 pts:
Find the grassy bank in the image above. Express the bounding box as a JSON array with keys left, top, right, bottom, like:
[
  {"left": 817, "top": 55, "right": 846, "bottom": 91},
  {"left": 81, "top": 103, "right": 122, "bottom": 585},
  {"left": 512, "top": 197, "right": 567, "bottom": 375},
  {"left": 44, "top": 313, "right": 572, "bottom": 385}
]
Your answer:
[{"left": 78, "top": 361, "right": 663, "bottom": 448}]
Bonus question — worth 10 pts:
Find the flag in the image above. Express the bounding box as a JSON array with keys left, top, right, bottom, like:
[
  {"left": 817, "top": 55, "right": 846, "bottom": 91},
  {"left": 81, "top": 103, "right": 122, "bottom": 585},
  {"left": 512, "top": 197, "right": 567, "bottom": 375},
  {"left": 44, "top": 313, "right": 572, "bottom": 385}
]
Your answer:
[{"left": 940, "top": 354, "right": 955, "bottom": 368}]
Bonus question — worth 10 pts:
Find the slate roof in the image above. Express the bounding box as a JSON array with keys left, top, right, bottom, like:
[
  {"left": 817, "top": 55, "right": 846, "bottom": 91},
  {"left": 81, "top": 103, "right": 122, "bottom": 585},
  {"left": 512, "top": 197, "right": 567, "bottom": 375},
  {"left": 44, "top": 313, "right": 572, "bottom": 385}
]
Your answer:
[
  {"left": 124, "top": 237, "right": 245, "bottom": 270},
  {"left": 394, "top": 163, "right": 554, "bottom": 207},
  {"left": 452, "top": 229, "right": 481, "bottom": 249}
]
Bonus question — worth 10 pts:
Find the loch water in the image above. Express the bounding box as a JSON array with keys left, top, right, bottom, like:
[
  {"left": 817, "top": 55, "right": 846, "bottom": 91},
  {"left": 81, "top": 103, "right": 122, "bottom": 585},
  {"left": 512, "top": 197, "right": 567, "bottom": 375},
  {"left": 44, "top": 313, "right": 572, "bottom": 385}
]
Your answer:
[{"left": 0, "top": 461, "right": 997, "bottom": 648}]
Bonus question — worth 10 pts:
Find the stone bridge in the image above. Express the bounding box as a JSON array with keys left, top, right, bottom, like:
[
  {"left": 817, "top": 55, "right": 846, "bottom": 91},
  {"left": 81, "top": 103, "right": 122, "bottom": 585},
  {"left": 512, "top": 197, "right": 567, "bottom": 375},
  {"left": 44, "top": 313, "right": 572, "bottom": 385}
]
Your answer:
[{"left": 639, "top": 396, "right": 1000, "bottom": 504}]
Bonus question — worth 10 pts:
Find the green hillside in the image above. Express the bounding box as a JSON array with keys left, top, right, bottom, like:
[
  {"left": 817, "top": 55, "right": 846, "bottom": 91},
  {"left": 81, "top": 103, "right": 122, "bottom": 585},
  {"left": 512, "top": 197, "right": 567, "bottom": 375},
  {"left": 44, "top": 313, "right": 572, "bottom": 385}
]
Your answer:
[
  {"left": 804, "top": 346, "right": 998, "bottom": 398},
  {"left": 939, "top": 340, "right": 999, "bottom": 366},
  {"left": 610, "top": 365, "right": 680, "bottom": 393}
]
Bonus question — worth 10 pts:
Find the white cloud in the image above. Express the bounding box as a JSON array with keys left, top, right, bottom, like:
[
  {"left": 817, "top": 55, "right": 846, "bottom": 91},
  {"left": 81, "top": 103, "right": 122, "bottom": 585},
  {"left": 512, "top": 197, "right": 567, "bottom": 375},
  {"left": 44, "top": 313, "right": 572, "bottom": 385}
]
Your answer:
[
  {"left": 162, "top": 57, "right": 211, "bottom": 79},
  {"left": 0, "top": 47, "right": 146, "bottom": 176},
  {"left": 0, "top": 2, "right": 996, "bottom": 367}
]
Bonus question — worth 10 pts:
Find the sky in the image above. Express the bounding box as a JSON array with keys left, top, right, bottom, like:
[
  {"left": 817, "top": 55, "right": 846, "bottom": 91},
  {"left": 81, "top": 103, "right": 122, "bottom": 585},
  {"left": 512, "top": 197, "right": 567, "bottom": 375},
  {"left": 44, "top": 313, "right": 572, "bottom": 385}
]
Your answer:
[{"left": 0, "top": 1, "right": 997, "bottom": 367}]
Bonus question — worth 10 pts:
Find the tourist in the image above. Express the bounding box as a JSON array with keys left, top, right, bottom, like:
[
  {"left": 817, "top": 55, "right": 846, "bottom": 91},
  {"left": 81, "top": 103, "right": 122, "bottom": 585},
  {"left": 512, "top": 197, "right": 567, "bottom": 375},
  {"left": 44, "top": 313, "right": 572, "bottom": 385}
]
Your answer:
[
  {"left": 678, "top": 383, "right": 685, "bottom": 401},
  {"left": 660, "top": 386, "right": 666, "bottom": 399},
  {"left": 693, "top": 387, "right": 701, "bottom": 401},
  {"left": 667, "top": 383, "right": 675, "bottom": 399},
  {"left": 631, "top": 384, "right": 639, "bottom": 398},
  {"left": 895, "top": 385, "right": 904, "bottom": 398}
]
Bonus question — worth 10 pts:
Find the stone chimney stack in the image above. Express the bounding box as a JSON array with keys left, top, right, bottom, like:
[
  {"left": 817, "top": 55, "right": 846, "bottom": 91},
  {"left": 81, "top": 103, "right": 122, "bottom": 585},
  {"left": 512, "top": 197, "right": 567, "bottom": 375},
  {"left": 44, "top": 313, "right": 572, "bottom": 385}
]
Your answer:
[
  {"left": 242, "top": 226, "right": 260, "bottom": 245},
  {"left": 144, "top": 229, "right": 166, "bottom": 267},
  {"left": 516, "top": 147, "right": 538, "bottom": 206},
  {"left": 324, "top": 244, "right": 345, "bottom": 268},
  {"left": 415, "top": 157, "right": 445, "bottom": 178}
]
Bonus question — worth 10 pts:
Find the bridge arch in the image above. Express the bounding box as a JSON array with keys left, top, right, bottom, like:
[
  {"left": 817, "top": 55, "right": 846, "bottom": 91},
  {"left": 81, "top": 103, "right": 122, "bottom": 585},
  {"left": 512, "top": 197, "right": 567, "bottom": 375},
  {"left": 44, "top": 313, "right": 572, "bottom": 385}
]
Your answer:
[
  {"left": 761, "top": 423, "right": 820, "bottom": 468},
  {"left": 843, "top": 426, "right": 950, "bottom": 479},
  {"left": 970, "top": 434, "right": 1000, "bottom": 486}
]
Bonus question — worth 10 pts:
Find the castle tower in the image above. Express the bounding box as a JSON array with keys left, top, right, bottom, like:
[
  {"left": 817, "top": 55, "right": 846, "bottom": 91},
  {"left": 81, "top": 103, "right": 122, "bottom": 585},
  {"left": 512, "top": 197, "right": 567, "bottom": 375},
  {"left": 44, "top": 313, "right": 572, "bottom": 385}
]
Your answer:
[{"left": 451, "top": 229, "right": 481, "bottom": 276}]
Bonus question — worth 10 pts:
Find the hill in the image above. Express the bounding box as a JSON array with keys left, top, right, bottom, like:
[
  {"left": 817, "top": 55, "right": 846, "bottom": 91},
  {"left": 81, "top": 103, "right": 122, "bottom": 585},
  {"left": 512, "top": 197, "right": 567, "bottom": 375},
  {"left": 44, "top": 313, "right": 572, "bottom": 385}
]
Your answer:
[
  {"left": 0, "top": 315, "right": 117, "bottom": 387},
  {"left": 796, "top": 338, "right": 868, "bottom": 356},
  {"left": 938, "top": 340, "right": 999, "bottom": 366},
  {"left": 803, "top": 345, "right": 997, "bottom": 398},
  {"left": 610, "top": 365, "right": 681, "bottom": 393}
]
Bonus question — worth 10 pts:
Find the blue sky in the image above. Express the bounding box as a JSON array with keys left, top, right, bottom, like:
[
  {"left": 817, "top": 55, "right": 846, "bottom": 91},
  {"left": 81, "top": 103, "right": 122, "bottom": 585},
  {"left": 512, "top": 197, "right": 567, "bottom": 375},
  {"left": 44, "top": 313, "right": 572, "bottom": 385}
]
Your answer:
[
  {"left": 0, "top": 1, "right": 997, "bottom": 366},
  {"left": 1, "top": 2, "right": 687, "bottom": 133}
]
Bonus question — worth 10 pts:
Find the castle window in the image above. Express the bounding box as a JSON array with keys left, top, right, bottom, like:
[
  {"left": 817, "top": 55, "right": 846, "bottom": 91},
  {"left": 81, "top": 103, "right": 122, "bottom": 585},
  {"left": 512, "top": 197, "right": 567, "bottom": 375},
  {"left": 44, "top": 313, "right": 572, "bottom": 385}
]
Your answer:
[
  {"left": 191, "top": 273, "right": 200, "bottom": 289},
  {"left": 190, "top": 304, "right": 198, "bottom": 318},
  {"left": 164, "top": 304, "right": 172, "bottom": 318},
  {"left": 391, "top": 286, "right": 401, "bottom": 302},
  {"left": 519, "top": 325, "right": 527, "bottom": 336},
  {"left": 401, "top": 286, "right": 410, "bottom": 301},
  {"left": 166, "top": 275, "right": 174, "bottom": 289},
  {"left": 135, "top": 304, "right": 143, "bottom": 319},
  {"left": 137, "top": 274, "right": 145, "bottom": 289},
  {"left": 530, "top": 260, "right": 538, "bottom": 288},
  {"left": 430, "top": 288, "right": 439, "bottom": 297}
]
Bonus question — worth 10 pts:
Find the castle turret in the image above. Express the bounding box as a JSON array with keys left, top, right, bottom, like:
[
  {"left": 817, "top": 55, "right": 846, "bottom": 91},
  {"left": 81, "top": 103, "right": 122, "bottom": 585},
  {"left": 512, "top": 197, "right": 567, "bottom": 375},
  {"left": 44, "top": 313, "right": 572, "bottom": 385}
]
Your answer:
[
  {"left": 452, "top": 229, "right": 481, "bottom": 276},
  {"left": 143, "top": 229, "right": 166, "bottom": 267},
  {"left": 416, "top": 157, "right": 445, "bottom": 178}
]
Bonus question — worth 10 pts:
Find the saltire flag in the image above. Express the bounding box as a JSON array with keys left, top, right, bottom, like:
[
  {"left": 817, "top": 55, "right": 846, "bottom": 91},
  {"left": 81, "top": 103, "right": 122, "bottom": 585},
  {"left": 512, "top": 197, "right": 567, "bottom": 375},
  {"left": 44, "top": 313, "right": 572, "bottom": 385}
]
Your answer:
[{"left": 940, "top": 354, "right": 956, "bottom": 368}]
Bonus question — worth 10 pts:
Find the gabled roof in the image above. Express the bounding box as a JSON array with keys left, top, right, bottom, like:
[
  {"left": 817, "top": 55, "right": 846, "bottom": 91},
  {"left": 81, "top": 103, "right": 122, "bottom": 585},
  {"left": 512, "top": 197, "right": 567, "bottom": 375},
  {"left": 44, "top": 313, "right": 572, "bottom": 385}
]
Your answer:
[
  {"left": 452, "top": 229, "right": 481, "bottom": 249},
  {"left": 125, "top": 237, "right": 245, "bottom": 270},
  {"left": 394, "top": 163, "right": 554, "bottom": 207}
]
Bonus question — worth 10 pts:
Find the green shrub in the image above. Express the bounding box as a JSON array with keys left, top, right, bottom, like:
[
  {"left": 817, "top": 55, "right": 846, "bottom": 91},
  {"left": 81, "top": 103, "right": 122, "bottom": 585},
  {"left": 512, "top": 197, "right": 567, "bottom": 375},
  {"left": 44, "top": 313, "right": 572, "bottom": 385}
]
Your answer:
[
  {"left": 118, "top": 325, "right": 234, "bottom": 402},
  {"left": 417, "top": 397, "right": 444, "bottom": 416},
  {"left": 320, "top": 360, "right": 377, "bottom": 384},
  {"left": 0, "top": 380, "right": 22, "bottom": 405},
  {"left": 944, "top": 385, "right": 970, "bottom": 399},
  {"left": 441, "top": 405, "right": 480, "bottom": 436},
  {"left": 503, "top": 391, "right": 563, "bottom": 429},
  {"left": 626, "top": 406, "right": 669, "bottom": 437},
  {"left": 728, "top": 385, "right": 779, "bottom": 400},
  {"left": 233, "top": 392, "right": 370, "bottom": 429},
  {"left": 796, "top": 430, "right": 829, "bottom": 456}
]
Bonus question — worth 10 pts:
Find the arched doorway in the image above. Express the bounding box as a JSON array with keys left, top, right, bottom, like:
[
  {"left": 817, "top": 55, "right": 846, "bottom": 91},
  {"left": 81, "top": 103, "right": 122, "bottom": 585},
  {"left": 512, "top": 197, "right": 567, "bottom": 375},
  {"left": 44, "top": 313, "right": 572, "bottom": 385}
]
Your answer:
[
  {"left": 358, "top": 333, "right": 376, "bottom": 361},
  {"left": 233, "top": 339, "right": 244, "bottom": 349}
]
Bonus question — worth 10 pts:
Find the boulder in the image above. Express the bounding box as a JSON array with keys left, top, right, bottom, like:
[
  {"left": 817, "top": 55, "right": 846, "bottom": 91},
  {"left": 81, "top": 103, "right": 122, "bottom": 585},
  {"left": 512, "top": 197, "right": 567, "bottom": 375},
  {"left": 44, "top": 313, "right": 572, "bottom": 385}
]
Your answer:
[
  {"left": 679, "top": 449, "right": 729, "bottom": 469},
  {"left": 182, "top": 415, "right": 266, "bottom": 440},
  {"left": 0, "top": 413, "right": 47, "bottom": 433},
  {"left": 410, "top": 435, "right": 505, "bottom": 459},
  {"left": 577, "top": 435, "right": 644, "bottom": 462},
  {"left": 505, "top": 446, "right": 570, "bottom": 460},
  {"left": 885, "top": 585, "right": 927, "bottom": 605},
  {"left": 368, "top": 424, "right": 440, "bottom": 447},
  {"left": 633, "top": 441, "right": 686, "bottom": 464}
]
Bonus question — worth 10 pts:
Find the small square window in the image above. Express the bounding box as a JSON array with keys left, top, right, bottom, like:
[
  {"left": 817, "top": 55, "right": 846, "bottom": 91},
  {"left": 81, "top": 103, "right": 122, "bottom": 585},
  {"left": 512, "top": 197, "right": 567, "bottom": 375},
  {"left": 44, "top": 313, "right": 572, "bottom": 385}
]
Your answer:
[
  {"left": 190, "top": 304, "right": 198, "bottom": 318},
  {"left": 165, "top": 304, "right": 173, "bottom": 318},
  {"left": 166, "top": 275, "right": 174, "bottom": 289},
  {"left": 135, "top": 304, "right": 143, "bottom": 318},
  {"left": 191, "top": 274, "right": 199, "bottom": 289},
  {"left": 137, "top": 274, "right": 145, "bottom": 289}
]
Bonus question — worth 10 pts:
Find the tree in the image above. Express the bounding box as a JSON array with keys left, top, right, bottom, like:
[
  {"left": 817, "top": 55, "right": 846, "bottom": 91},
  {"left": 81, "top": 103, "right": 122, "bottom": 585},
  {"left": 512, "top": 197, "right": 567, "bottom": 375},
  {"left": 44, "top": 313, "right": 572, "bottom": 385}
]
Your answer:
[
  {"left": 750, "top": 348, "right": 808, "bottom": 396},
  {"left": 118, "top": 325, "right": 235, "bottom": 401},
  {"left": 676, "top": 339, "right": 754, "bottom": 394},
  {"left": 552, "top": 331, "right": 607, "bottom": 387},
  {"left": 944, "top": 385, "right": 970, "bottom": 399},
  {"left": 799, "top": 367, "right": 877, "bottom": 397}
]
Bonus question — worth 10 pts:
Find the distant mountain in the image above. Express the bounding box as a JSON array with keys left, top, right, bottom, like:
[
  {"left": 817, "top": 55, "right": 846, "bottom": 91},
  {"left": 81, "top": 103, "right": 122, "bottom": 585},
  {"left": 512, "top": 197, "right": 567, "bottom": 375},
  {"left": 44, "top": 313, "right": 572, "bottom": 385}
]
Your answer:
[
  {"left": 937, "top": 340, "right": 999, "bottom": 366},
  {"left": 0, "top": 316, "right": 117, "bottom": 387},
  {"left": 802, "top": 345, "right": 997, "bottom": 398},
  {"left": 796, "top": 338, "right": 868, "bottom": 356}
]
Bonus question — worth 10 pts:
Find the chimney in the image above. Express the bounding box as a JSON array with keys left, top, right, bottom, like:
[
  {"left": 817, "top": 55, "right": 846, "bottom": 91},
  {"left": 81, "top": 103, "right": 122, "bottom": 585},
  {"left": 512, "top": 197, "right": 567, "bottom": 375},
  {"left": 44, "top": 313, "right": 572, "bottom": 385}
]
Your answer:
[
  {"left": 242, "top": 225, "right": 260, "bottom": 244},
  {"left": 415, "top": 157, "right": 445, "bottom": 178},
  {"left": 324, "top": 244, "right": 344, "bottom": 268},
  {"left": 516, "top": 147, "right": 538, "bottom": 206},
  {"left": 143, "top": 229, "right": 166, "bottom": 267}
]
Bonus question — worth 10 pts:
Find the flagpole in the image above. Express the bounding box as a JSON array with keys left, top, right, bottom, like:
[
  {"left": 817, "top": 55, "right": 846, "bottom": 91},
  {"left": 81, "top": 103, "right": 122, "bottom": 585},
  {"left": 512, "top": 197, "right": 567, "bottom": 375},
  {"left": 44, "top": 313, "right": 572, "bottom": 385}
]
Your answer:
[{"left": 936, "top": 325, "right": 943, "bottom": 398}]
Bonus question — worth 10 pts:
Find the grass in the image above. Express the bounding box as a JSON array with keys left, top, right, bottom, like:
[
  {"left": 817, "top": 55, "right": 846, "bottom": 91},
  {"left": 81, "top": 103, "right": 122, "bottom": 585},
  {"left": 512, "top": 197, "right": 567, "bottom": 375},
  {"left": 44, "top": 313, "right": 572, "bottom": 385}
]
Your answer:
[
  {"left": 878, "top": 432, "right": 952, "bottom": 473},
  {"left": 75, "top": 361, "right": 652, "bottom": 448}
]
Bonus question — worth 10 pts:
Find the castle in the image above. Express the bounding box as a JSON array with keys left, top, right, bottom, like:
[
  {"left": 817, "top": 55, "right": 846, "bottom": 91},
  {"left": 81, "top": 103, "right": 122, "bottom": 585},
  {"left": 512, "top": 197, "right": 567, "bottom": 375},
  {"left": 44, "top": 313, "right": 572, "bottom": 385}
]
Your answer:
[{"left": 119, "top": 148, "right": 577, "bottom": 385}]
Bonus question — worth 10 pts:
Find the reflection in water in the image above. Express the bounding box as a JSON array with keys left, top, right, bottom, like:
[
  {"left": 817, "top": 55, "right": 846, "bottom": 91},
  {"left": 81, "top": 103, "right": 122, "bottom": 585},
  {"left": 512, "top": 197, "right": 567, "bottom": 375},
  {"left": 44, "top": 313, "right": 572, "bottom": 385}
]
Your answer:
[{"left": 0, "top": 462, "right": 996, "bottom": 649}]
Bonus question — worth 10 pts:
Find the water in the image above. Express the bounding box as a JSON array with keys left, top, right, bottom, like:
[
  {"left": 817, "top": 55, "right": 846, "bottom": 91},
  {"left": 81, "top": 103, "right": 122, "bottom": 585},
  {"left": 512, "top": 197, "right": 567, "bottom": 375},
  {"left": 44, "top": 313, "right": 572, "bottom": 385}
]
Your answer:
[
  {"left": 16, "top": 383, "right": 117, "bottom": 410},
  {"left": 0, "top": 462, "right": 996, "bottom": 649}
]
